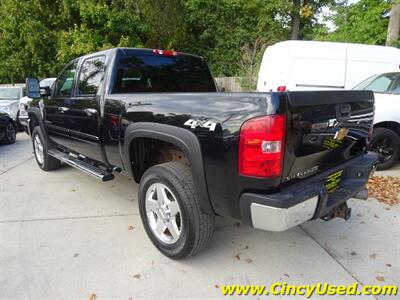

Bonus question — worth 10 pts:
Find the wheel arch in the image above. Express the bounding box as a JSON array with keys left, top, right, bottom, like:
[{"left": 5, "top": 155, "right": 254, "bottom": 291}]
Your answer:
[
  {"left": 27, "top": 107, "right": 47, "bottom": 138},
  {"left": 123, "top": 122, "right": 214, "bottom": 215},
  {"left": 374, "top": 121, "right": 400, "bottom": 136}
]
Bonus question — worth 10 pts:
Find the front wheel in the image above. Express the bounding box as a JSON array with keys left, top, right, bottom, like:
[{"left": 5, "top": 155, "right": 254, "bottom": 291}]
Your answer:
[
  {"left": 138, "top": 162, "right": 215, "bottom": 259},
  {"left": 32, "top": 126, "right": 61, "bottom": 171},
  {"left": 369, "top": 128, "right": 400, "bottom": 170},
  {"left": 1, "top": 121, "right": 16, "bottom": 144}
]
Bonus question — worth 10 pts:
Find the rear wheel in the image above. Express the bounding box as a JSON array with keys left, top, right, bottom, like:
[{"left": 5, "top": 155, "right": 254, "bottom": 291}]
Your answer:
[
  {"left": 1, "top": 121, "right": 16, "bottom": 144},
  {"left": 32, "top": 126, "right": 61, "bottom": 171},
  {"left": 138, "top": 162, "right": 215, "bottom": 259},
  {"left": 369, "top": 128, "right": 400, "bottom": 170}
]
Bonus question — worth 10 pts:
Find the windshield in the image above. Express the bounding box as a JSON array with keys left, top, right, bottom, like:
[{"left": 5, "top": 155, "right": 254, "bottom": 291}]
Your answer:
[
  {"left": 353, "top": 73, "right": 400, "bottom": 94},
  {"left": 0, "top": 87, "right": 21, "bottom": 100}
]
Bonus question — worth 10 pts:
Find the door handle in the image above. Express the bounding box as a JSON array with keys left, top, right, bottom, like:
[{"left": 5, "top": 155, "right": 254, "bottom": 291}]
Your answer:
[
  {"left": 58, "top": 107, "right": 69, "bottom": 113},
  {"left": 84, "top": 108, "right": 97, "bottom": 117}
]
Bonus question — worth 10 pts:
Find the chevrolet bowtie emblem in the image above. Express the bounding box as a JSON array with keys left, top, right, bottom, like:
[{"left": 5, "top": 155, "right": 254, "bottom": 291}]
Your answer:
[{"left": 334, "top": 128, "right": 349, "bottom": 141}]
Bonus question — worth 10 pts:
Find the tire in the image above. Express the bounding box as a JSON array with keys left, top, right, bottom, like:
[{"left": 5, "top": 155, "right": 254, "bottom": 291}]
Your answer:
[
  {"left": 369, "top": 128, "right": 400, "bottom": 170},
  {"left": 138, "top": 162, "right": 215, "bottom": 259},
  {"left": 32, "top": 126, "right": 61, "bottom": 171},
  {"left": 1, "top": 120, "right": 16, "bottom": 144}
]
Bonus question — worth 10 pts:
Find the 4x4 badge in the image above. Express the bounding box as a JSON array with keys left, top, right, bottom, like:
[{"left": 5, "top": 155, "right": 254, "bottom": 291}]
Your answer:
[{"left": 184, "top": 119, "right": 217, "bottom": 131}]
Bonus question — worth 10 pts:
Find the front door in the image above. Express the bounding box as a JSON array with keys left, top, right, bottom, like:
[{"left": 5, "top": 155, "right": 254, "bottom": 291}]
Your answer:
[
  {"left": 45, "top": 60, "right": 78, "bottom": 146},
  {"left": 66, "top": 56, "right": 106, "bottom": 162}
]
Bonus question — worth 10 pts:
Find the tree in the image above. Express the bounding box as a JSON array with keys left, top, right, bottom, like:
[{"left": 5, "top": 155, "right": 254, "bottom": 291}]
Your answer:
[
  {"left": 387, "top": 0, "right": 400, "bottom": 45},
  {"left": 320, "top": 0, "right": 390, "bottom": 45},
  {"left": 290, "top": 0, "right": 334, "bottom": 40}
]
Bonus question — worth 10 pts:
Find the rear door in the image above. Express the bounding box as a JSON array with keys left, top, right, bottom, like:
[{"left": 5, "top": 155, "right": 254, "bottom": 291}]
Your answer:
[
  {"left": 66, "top": 55, "right": 106, "bottom": 161},
  {"left": 282, "top": 90, "right": 374, "bottom": 183},
  {"left": 45, "top": 60, "right": 78, "bottom": 146}
]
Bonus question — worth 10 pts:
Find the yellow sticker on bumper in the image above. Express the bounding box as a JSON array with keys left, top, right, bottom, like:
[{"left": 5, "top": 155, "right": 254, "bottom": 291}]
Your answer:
[{"left": 325, "top": 170, "right": 343, "bottom": 193}]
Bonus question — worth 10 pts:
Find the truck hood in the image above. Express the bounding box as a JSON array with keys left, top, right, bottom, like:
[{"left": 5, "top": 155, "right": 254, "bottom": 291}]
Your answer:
[
  {"left": 0, "top": 100, "right": 19, "bottom": 107},
  {"left": 373, "top": 93, "right": 400, "bottom": 124}
]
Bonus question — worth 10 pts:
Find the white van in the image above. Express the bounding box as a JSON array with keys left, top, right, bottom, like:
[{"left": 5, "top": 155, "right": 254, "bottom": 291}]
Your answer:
[{"left": 257, "top": 41, "right": 400, "bottom": 92}]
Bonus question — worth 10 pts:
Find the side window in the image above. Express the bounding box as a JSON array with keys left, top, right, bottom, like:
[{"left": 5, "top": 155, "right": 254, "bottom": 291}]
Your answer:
[
  {"left": 78, "top": 56, "right": 106, "bottom": 96},
  {"left": 54, "top": 61, "right": 78, "bottom": 97},
  {"left": 365, "top": 75, "right": 391, "bottom": 93}
]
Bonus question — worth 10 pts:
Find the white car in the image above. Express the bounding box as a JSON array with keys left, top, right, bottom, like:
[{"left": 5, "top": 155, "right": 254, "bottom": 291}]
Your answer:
[
  {"left": 19, "top": 78, "right": 56, "bottom": 132},
  {"left": 354, "top": 72, "right": 400, "bottom": 170},
  {"left": 0, "top": 85, "right": 25, "bottom": 130}
]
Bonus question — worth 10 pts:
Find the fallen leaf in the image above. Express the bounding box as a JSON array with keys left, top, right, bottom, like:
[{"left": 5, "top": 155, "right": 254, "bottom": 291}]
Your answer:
[
  {"left": 370, "top": 253, "right": 376, "bottom": 259},
  {"left": 133, "top": 273, "right": 141, "bottom": 279},
  {"left": 246, "top": 258, "right": 253, "bottom": 264},
  {"left": 71, "top": 189, "right": 76, "bottom": 192},
  {"left": 88, "top": 294, "right": 96, "bottom": 300},
  {"left": 386, "top": 264, "right": 392, "bottom": 267},
  {"left": 374, "top": 214, "right": 380, "bottom": 219},
  {"left": 234, "top": 253, "right": 241, "bottom": 260},
  {"left": 128, "top": 225, "right": 135, "bottom": 230},
  {"left": 376, "top": 276, "right": 385, "bottom": 282},
  {"left": 350, "top": 251, "right": 357, "bottom": 256},
  {"left": 214, "top": 284, "right": 219, "bottom": 289},
  {"left": 367, "top": 176, "right": 400, "bottom": 206},
  {"left": 284, "top": 273, "right": 290, "bottom": 278}
]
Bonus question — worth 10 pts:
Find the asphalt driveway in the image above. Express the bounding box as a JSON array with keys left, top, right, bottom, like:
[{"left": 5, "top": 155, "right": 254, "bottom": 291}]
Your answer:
[{"left": 0, "top": 134, "right": 399, "bottom": 300}]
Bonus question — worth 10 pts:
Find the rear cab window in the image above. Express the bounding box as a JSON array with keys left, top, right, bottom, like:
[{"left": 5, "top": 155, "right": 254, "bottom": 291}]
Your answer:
[{"left": 112, "top": 51, "right": 216, "bottom": 93}]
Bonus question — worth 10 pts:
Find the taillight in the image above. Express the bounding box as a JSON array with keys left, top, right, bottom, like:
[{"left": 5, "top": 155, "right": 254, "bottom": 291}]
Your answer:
[
  {"left": 238, "top": 114, "right": 286, "bottom": 178},
  {"left": 153, "top": 49, "right": 179, "bottom": 56},
  {"left": 277, "top": 86, "right": 286, "bottom": 92}
]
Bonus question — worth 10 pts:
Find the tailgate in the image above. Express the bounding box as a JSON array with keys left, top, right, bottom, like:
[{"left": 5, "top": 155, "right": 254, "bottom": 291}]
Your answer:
[{"left": 282, "top": 90, "right": 374, "bottom": 183}]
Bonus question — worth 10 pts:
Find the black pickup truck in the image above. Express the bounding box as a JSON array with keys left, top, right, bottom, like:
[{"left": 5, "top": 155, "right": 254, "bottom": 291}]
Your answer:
[{"left": 25, "top": 48, "right": 377, "bottom": 259}]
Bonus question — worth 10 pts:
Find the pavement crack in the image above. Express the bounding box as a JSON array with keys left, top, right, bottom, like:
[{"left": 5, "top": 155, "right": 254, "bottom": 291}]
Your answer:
[
  {"left": 0, "top": 156, "right": 34, "bottom": 175},
  {"left": 0, "top": 213, "right": 138, "bottom": 223},
  {"left": 300, "top": 226, "right": 380, "bottom": 300}
]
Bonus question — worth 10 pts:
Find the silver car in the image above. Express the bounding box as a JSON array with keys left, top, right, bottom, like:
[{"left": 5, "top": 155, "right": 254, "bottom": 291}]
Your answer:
[{"left": 0, "top": 86, "right": 24, "bottom": 129}]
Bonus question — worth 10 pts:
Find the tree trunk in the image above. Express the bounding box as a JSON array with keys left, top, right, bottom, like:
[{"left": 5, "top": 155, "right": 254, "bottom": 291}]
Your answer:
[
  {"left": 291, "top": 0, "right": 301, "bottom": 40},
  {"left": 387, "top": 2, "right": 400, "bottom": 46}
]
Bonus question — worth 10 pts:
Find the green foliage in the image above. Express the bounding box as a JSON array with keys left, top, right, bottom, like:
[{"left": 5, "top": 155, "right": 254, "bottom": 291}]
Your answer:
[
  {"left": 0, "top": 0, "right": 395, "bottom": 83},
  {"left": 319, "top": 0, "right": 391, "bottom": 45}
]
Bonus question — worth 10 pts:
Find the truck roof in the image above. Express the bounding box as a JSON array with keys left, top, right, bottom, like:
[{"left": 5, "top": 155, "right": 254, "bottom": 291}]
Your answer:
[{"left": 78, "top": 47, "right": 203, "bottom": 61}]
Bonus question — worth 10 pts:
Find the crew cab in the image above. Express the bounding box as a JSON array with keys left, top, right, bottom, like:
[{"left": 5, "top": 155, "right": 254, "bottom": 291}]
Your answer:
[{"left": 25, "top": 48, "right": 377, "bottom": 259}]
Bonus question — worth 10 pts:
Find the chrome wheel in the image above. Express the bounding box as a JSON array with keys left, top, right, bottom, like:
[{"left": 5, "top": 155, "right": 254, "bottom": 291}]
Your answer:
[
  {"left": 6, "top": 122, "right": 15, "bottom": 143},
  {"left": 33, "top": 134, "right": 44, "bottom": 164},
  {"left": 145, "top": 183, "right": 182, "bottom": 244}
]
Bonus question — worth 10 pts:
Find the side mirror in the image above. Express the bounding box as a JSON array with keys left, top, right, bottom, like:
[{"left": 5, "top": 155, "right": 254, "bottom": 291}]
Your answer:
[{"left": 26, "top": 77, "right": 41, "bottom": 98}]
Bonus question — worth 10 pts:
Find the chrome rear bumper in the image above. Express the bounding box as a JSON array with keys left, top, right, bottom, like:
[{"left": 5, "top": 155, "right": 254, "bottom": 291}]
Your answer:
[{"left": 250, "top": 196, "right": 318, "bottom": 232}]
